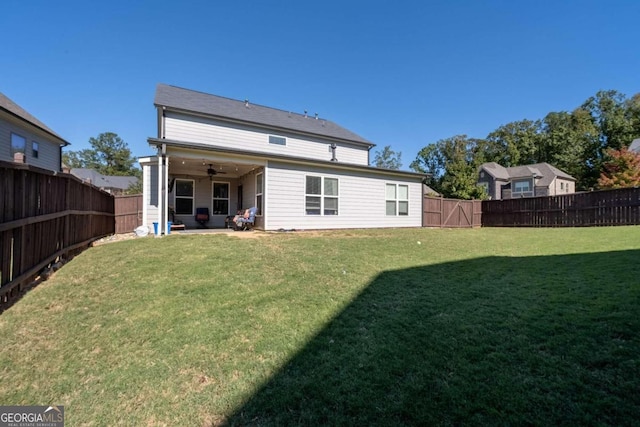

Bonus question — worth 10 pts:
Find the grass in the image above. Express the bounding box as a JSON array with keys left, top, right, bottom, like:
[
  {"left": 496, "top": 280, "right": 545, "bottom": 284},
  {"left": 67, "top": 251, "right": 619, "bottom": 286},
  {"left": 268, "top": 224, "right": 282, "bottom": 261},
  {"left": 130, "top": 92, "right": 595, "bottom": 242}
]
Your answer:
[{"left": 1, "top": 227, "right": 639, "bottom": 426}]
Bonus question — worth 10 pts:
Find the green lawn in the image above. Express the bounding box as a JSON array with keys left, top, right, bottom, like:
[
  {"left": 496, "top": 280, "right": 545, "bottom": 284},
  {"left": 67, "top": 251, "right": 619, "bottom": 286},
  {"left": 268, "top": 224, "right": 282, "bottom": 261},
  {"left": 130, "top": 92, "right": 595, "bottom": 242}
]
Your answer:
[{"left": 1, "top": 227, "right": 640, "bottom": 426}]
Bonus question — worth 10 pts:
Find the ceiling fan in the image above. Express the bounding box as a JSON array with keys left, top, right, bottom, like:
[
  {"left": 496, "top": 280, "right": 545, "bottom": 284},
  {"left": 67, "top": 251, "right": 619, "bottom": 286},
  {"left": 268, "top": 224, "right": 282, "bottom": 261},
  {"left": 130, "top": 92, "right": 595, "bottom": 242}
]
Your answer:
[{"left": 207, "top": 164, "right": 227, "bottom": 180}]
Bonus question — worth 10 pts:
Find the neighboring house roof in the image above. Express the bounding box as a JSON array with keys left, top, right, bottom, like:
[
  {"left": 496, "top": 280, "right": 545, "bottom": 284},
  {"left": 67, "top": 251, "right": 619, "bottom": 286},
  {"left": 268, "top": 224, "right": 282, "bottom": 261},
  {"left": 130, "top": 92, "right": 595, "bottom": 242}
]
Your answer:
[
  {"left": 0, "top": 91, "right": 70, "bottom": 146},
  {"left": 69, "top": 168, "right": 138, "bottom": 191},
  {"left": 155, "top": 84, "right": 374, "bottom": 147},
  {"left": 480, "top": 162, "right": 510, "bottom": 180},
  {"left": 479, "top": 162, "right": 575, "bottom": 187},
  {"left": 630, "top": 138, "right": 640, "bottom": 153}
]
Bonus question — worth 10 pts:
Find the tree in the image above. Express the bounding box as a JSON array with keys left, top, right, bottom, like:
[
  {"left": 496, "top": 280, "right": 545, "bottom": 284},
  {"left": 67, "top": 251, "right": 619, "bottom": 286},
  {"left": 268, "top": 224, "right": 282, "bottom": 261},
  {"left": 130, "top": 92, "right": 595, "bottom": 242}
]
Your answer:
[
  {"left": 63, "top": 132, "right": 140, "bottom": 177},
  {"left": 540, "top": 108, "right": 600, "bottom": 189},
  {"left": 581, "top": 90, "right": 637, "bottom": 151},
  {"left": 411, "top": 135, "right": 487, "bottom": 199},
  {"left": 597, "top": 148, "right": 640, "bottom": 189},
  {"left": 484, "top": 119, "right": 542, "bottom": 166},
  {"left": 373, "top": 145, "right": 402, "bottom": 169}
]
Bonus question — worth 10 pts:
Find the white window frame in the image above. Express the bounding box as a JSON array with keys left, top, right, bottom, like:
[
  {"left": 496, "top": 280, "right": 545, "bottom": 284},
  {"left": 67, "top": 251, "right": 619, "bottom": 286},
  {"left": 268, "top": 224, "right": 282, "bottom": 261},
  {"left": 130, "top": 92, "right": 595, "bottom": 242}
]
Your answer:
[
  {"left": 268, "top": 135, "right": 286, "bottom": 146},
  {"left": 11, "top": 133, "right": 26, "bottom": 156},
  {"left": 174, "top": 178, "right": 195, "bottom": 215},
  {"left": 32, "top": 141, "right": 40, "bottom": 159},
  {"left": 305, "top": 175, "right": 339, "bottom": 216},
  {"left": 386, "top": 183, "right": 409, "bottom": 216},
  {"left": 255, "top": 172, "right": 264, "bottom": 216},
  {"left": 212, "top": 181, "right": 230, "bottom": 215},
  {"left": 512, "top": 179, "right": 533, "bottom": 197}
]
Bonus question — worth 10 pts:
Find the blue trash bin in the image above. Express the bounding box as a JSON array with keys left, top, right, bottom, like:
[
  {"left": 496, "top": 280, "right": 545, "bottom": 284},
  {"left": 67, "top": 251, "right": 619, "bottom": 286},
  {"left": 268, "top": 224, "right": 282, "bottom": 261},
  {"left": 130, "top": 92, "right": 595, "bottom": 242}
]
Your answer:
[
  {"left": 167, "top": 221, "right": 173, "bottom": 234},
  {"left": 153, "top": 222, "right": 159, "bottom": 235}
]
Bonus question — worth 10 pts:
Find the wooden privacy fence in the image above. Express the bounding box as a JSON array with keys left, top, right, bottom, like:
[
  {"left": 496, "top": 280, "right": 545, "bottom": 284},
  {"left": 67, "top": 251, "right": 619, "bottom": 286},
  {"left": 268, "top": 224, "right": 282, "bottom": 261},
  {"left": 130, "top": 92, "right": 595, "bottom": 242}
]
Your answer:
[
  {"left": 0, "top": 161, "right": 114, "bottom": 310},
  {"left": 482, "top": 187, "right": 640, "bottom": 227},
  {"left": 423, "top": 197, "right": 482, "bottom": 228},
  {"left": 114, "top": 194, "right": 143, "bottom": 234}
]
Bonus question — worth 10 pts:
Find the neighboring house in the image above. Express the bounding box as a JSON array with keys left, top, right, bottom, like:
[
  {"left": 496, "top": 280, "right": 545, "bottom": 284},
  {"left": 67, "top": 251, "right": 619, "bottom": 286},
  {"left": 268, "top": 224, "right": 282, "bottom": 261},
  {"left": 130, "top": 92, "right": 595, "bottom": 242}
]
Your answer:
[
  {"left": 0, "top": 91, "right": 69, "bottom": 171},
  {"left": 630, "top": 138, "right": 640, "bottom": 154},
  {"left": 140, "top": 84, "right": 427, "bottom": 233},
  {"left": 477, "top": 162, "right": 576, "bottom": 200},
  {"left": 67, "top": 168, "right": 139, "bottom": 195}
]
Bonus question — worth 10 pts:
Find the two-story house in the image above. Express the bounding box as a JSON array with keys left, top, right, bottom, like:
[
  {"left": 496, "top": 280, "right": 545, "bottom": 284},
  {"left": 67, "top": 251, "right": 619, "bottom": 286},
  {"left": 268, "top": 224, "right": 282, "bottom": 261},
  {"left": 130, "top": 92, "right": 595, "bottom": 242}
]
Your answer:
[
  {"left": 140, "top": 84, "right": 427, "bottom": 233},
  {"left": 477, "top": 162, "right": 576, "bottom": 200},
  {"left": 0, "top": 91, "right": 69, "bottom": 171}
]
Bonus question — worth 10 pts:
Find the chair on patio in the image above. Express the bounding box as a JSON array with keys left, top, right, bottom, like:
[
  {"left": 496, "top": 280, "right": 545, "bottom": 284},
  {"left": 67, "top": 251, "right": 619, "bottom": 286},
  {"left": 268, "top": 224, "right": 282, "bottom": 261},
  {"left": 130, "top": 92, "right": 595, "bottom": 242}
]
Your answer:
[
  {"left": 235, "top": 207, "right": 257, "bottom": 231},
  {"left": 195, "top": 207, "right": 210, "bottom": 228}
]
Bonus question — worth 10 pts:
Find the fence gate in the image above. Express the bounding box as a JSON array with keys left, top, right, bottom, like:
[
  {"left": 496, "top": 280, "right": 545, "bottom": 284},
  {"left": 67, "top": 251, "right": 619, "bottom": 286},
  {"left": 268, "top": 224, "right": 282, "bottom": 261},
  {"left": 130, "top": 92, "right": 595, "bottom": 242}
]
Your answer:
[
  {"left": 423, "top": 197, "right": 482, "bottom": 228},
  {"left": 114, "top": 194, "right": 143, "bottom": 234}
]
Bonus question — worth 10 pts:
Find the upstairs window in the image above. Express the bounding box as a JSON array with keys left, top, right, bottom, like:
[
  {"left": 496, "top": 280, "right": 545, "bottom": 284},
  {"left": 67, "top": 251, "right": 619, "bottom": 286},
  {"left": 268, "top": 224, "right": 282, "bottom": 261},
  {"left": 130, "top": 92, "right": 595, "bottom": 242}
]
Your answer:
[
  {"left": 32, "top": 141, "right": 40, "bottom": 158},
  {"left": 513, "top": 179, "right": 532, "bottom": 194},
  {"left": 269, "top": 135, "right": 286, "bottom": 146},
  {"left": 11, "top": 133, "right": 26, "bottom": 157}
]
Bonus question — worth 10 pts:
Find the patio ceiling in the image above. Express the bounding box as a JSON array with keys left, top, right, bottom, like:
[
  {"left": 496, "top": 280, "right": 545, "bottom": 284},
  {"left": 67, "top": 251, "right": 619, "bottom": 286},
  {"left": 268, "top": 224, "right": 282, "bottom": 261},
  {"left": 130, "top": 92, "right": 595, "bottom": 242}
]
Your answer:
[{"left": 167, "top": 156, "right": 262, "bottom": 180}]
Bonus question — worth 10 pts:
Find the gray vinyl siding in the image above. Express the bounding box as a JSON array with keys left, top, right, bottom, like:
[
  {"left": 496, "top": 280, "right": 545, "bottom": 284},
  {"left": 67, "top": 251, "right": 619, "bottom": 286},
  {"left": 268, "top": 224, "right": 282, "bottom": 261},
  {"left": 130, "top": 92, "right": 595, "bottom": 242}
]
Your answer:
[
  {"left": 265, "top": 161, "right": 423, "bottom": 230},
  {"left": 164, "top": 112, "right": 369, "bottom": 165},
  {"left": 0, "top": 114, "right": 62, "bottom": 171}
]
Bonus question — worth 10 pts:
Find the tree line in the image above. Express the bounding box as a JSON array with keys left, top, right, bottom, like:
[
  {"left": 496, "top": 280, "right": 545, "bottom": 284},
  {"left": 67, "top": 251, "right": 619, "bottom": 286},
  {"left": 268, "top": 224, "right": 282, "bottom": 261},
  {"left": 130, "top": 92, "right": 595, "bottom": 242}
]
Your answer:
[
  {"left": 63, "top": 132, "right": 142, "bottom": 194},
  {"left": 408, "top": 90, "right": 640, "bottom": 199}
]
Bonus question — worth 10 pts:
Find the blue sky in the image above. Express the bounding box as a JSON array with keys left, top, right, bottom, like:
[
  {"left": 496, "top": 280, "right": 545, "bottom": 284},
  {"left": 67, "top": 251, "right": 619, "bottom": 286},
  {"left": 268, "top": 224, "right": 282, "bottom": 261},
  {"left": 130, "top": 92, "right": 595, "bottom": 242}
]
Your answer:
[{"left": 2, "top": 0, "right": 639, "bottom": 170}]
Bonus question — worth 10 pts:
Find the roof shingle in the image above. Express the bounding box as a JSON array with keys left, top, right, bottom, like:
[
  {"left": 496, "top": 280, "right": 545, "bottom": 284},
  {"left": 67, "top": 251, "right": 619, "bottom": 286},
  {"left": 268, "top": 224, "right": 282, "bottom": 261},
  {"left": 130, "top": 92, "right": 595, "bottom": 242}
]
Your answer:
[
  {"left": 0, "top": 92, "right": 69, "bottom": 145},
  {"left": 155, "top": 84, "right": 373, "bottom": 146}
]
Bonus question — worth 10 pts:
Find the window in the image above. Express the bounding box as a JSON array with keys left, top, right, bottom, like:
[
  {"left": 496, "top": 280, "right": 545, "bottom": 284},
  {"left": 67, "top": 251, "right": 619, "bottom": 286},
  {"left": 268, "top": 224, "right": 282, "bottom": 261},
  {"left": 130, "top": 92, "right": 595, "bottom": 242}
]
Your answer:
[
  {"left": 11, "top": 133, "right": 26, "bottom": 157},
  {"left": 386, "top": 184, "right": 409, "bottom": 216},
  {"left": 324, "top": 178, "right": 339, "bottom": 215},
  {"left": 269, "top": 135, "right": 286, "bottom": 146},
  {"left": 32, "top": 142, "right": 39, "bottom": 158},
  {"left": 255, "top": 173, "right": 263, "bottom": 215},
  {"left": 560, "top": 182, "right": 564, "bottom": 190},
  {"left": 174, "top": 179, "right": 194, "bottom": 215},
  {"left": 513, "top": 179, "right": 531, "bottom": 194},
  {"left": 305, "top": 176, "right": 339, "bottom": 215},
  {"left": 212, "top": 182, "right": 229, "bottom": 215}
]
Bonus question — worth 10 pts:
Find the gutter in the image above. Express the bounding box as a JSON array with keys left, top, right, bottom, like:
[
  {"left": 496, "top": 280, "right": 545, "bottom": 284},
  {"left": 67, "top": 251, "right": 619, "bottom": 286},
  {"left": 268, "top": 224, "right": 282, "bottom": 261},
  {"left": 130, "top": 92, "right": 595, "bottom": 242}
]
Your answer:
[{"left": 147, "top": 137, "right": 429, "bottom": 180}]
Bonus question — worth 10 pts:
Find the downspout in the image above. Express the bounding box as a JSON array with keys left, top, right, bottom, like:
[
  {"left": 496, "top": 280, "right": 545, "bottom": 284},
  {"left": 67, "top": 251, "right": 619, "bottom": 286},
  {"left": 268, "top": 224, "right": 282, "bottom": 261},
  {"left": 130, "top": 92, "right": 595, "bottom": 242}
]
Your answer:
[{"left": 367, "top": 145, "right": 374, "bottom": 166}]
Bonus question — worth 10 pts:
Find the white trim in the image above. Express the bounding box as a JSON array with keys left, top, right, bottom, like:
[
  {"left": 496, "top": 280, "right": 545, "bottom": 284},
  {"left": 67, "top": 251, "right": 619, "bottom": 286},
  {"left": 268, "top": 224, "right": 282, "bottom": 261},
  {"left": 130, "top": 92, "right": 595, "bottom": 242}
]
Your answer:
[
  {"left": 212, "top": 180, "right": 231, "bottom": 215},
  {"left": 263, "top": 162, "right": 269, "bottom": 230},
  {"left": 268, "top": 135, "right": 287, "bottom": 146},
  {"left": 174, "top": 178, "right": 195, "bottom": 215},
  {"left": 385, "top": 183, "right": 409, "bottom": 216},
  {"left": 304, "top": 175, "right": 340, "bottom": 216},
  {"left": 255, "top": 172, "right": 264, "bottom": 216}
]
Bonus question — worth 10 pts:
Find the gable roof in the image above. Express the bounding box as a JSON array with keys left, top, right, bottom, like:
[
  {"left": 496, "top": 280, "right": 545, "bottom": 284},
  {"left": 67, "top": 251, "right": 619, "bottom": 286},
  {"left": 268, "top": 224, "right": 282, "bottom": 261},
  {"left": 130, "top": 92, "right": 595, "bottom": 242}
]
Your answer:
[
  {"left": 155, "top": 84, "right": 373, "bottom": 147},
  {"left": 0, "top": 92, "right": 69, "bottom": 146},
  {"left": 630, "top": 138, "right": 640, "bottom": 153},
  {"left": 480, "top": 162, "right": 575, "bottom": 187},
  {"left": 480, "top": 162, "right": 510, "bottom": 180},
  {"left": 69, "top": 168, "right": 138, "bottom": 190}
]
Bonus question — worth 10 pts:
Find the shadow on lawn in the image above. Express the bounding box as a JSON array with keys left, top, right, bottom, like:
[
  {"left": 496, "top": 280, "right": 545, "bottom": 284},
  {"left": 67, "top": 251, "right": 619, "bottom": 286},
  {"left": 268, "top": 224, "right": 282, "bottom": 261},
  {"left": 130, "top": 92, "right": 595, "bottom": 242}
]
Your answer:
[{"left": 224, "top": 250, "right": 640, "bottom": 426}]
